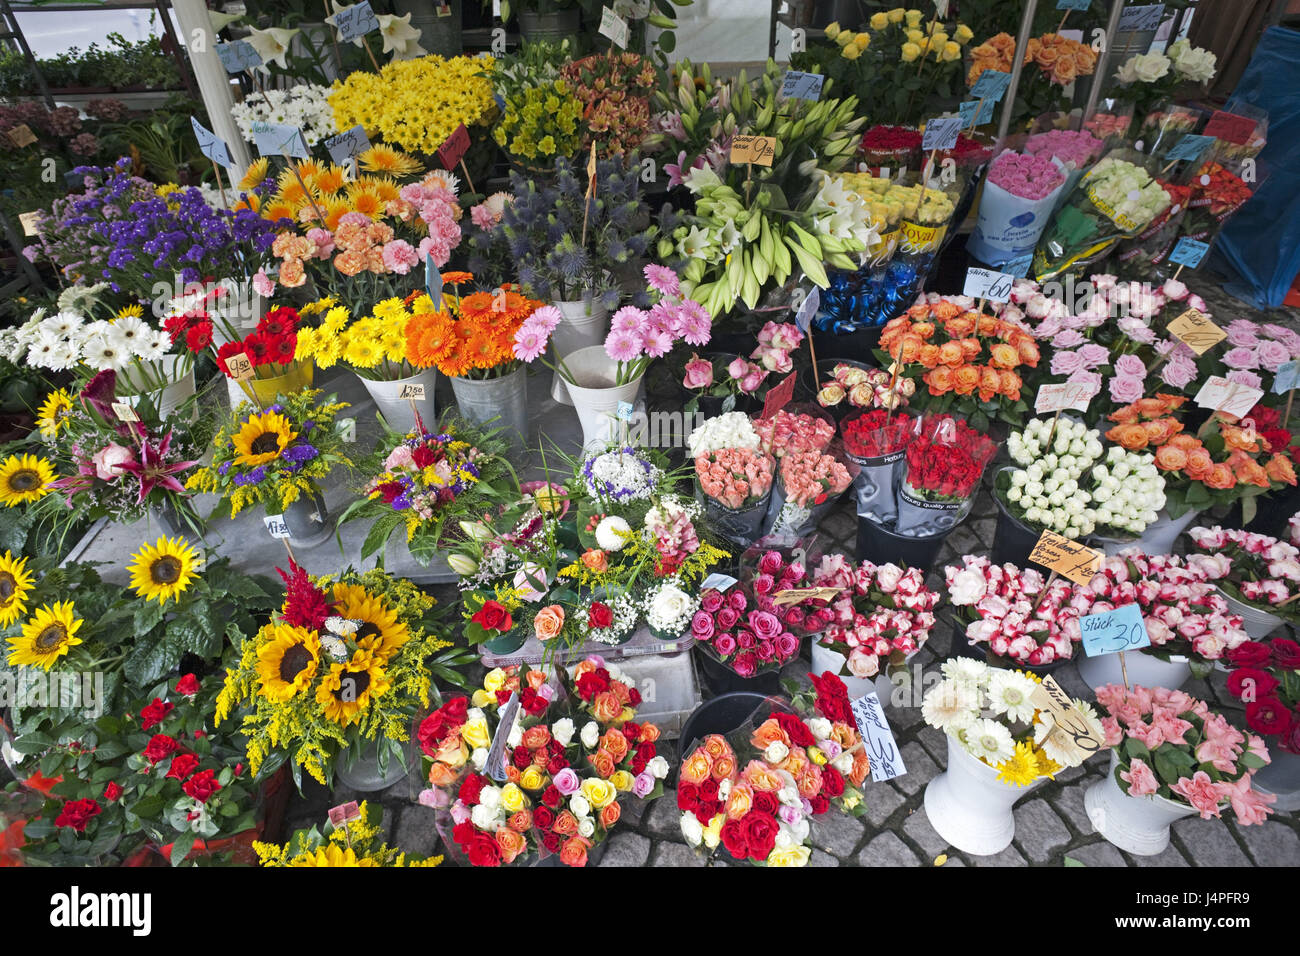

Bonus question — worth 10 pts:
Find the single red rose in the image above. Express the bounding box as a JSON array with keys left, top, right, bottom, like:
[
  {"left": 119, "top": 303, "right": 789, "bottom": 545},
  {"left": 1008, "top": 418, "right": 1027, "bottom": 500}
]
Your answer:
[
  {"left": 628, "top": 686, "right": 642, "bottom": 706},
  {"left": 822, "top": 765, "right": 846, "bottom": 798},
  {"left": 698, "top": 778, "right": 719, "bottom": 803},
  {"left": 54, "top": 798, "right": 101, "bottom": 833},
  {"left": 1271, "top": 638, "right": 1300, "bottom": 671},
  {"left": 542, "top": 785, "right": 562, "bottom": 808},
  {"left": 175, "top": 673, "right": 200, "bottom": 696},
  {"left": 694, "top": 799, "right": 723, "bottom": 821},
  {"left": 588, "top": 602, "right": 614, "bottom": 630},
  {"left": 541, "top": 830, "right": 562, "bottom": 853},
  {"left": 753, "top": 791, "right": 779, "bottom": 816},
  {"left": 1229, "top": 642, "right": 1272, "bottom": 668},
  {"left": 547, "top": 755, "right": 568, "bottom": 775},
  {"left": 720, "top": 818, "right": 749, "bottom": 858},
  {"left": 165, "top": 753, "right": 201, "bottom": 781},
  {"left": 472, "top": 600, "right": 512, "bottom": 634},
  {"left": 743, "top": 812, "right": 778, "bottom": 861},
  {"left": 140, "top": 697, "right": 174, "bottom": 731},
  {"left": 1246, "top": 697, "right": 1293, "bottom": 736},
  {"left": 809, "top": 793, "right": 830, "bottom": 815},
  {"left": 495, "top": 688, "right": 512, "bottom": 705},
  {"left": 676, "top": 782, "right": 698, "bottom": 813},
  {"left": 533, "top": 805, "right": 555, "bottom": 829},
  {"left": 575, "top": 669, "right": 610, "bottom": 701},
  {"left": 622, "top": 721, "right": 641, "bottom": 742},
  {"left": 103, "top": 781, "right": 123, "bottom": 802},
  {"left": 773, "top": 711, "right": 814, "bottom": 748},
  {"left": 466, "top": 834, "right": 502, "bottom": 867},
  {"left": 512, "top": 745, "right": 531, "bottom": 770},
  {"left": 520, "top": 688, "right": 548, "bottom": 716},
  {"left": 142, "top": 734, "right": 180, "bottom": 764},
  {"left": 452, "top": 822, "right": 476, "bottom": 846},
  {"left": 459, "top": 773, "right": 486, "bottom": 805},
  {"left": 442, "top": 697, "right": 469, "bottom": 723},
  {"left": 182, "top": 769, "right": 221, "bottom": 803}
]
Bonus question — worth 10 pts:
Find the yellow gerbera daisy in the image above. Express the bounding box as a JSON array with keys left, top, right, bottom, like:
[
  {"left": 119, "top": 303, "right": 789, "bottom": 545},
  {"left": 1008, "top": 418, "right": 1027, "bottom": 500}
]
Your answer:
[
  {"left": 255, "top": 623, "right": 321, "bottom": 701},
  {"left": 358, "top": 144, "right": 422, "bottom": 177},
  {"left": 331, "top": 582, "right": 409, "bottom": 660},
  {"left": 0, "top": 550, "right": 35, "bottom": 628},
  {"left": 7, "top": 601, "right": 83, "bottom": 670},
  {"left": 231, "top": 412, "right": 297, "bottom": 468},
  {"left": 262, "top": 199, "right": 299, "bottom": 223},
  {"left": 316, "top": 649, "right": 390, "bottom": 725},
  {"left": 36, "top": 389, "right": 72, "bottom": 439},
  {"left": 343, "top": 337, "right": 383, "bottom": 369},
  {"left": 127, "top": 536, "right": 202, "bottom": 605},
  {"left": 995, "top": 741, "right": 1045, "bottom": 788},
  {"left": 0, "top": 454, "right": 55, "bottom": 507},
  {"left": 239, "top": 157, "right": 270, "bottom": 191},
  {"left": 115, "top": 304, "right": 144, "bottom": 321},
  {"left": 310, "top": 165, "right": 347, "bottom": 196}
]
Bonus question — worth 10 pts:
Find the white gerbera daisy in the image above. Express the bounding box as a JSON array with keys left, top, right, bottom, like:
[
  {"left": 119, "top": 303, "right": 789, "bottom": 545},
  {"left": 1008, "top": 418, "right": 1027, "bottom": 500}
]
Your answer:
[
  {"left": 40, "top": 311, "right": 82, "bottom": 338},
  {"left": 940, "top": 656, "right": 989, "bottom": 688},
  {"left": 966, "top": 718, "right": 1016, "bottom": 765},
  {"left": 82, "top": 333, "right": 129, "bottom": 371},
  {"left": 44, "top": 342, "right": 80, "bottom": 372},
  {"left": 134, "top": 331, "right": 171, "bottom": 362},
  {"left": 921, "top": 679, "right": 980, "bottom": 733},
  {"left": 108, "top": 315, "right": 149, "bottom": 352},
  {"left": 425, "top": 167, "right": 460, "bottom": 195},
  {"left": 986, "top": 670, "right": 1039, "bottom": 724},
  {"left": 23, "top": 333, "right": 65, "bottom": 369}
]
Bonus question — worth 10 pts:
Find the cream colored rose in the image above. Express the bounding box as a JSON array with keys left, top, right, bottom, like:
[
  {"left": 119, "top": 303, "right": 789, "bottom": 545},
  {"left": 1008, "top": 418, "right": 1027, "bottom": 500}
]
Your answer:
[{"left": 581, "top": 777, "right": 618, "bottom": 809}]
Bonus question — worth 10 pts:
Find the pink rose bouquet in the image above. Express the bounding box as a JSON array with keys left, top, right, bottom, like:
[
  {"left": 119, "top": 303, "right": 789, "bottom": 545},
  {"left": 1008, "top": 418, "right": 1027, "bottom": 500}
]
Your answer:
[
  {"left": 778, "top": 450, "right": 853, "bottom": 509},
  {"left": 1096, "top": 683, "right": 1274, "bottom": 825},
  {"left": 692, "top": 585, "right": 803, "bottom": 678},
  {"left": 694, "top": 448, "right": 775, "bottom": 510},
  {"left": 945, "top": 555, "right": 1081, "bottom": 666},
  {"left": 986, "top": 150, "right": 1067, "bottom": 200},
  {"left": 1186, "top": 526, "right": 1300, "bottom": 624},
  {"left": 1024, "top": 129, "right": 1105, "bottom": 170},
  {"left": 751, "top": 408, "right": 836, "bottom": 459}
]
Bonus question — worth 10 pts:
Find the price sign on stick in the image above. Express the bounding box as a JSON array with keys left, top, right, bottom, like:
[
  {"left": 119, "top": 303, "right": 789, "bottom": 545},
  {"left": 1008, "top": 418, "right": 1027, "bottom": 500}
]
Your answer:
[
  {"left": 1194, "top": 375, "right": 1264, "bottom": 419},
  {"left": 426, "top": 254, "right": 443, "bottom": 310},
  {"left": 251, "top": 121, "right": 309, "bottom": 159},
  {"left": 436, "top": 123, "right": 471, "bottom": 171},
  {"left": 7, "top": 124, "right": 36, "bottom": 147},
  {"left": 1030, "top": 675, "right": 1106, "bottom": 763},
  {"left": 399, "top": 383, "right": 426, "bottom": 400},
  {"left": 771, "top": 586, "right": 843, "bottom": 607},
  {"left": 730, "top": 135, "right": 777, "bottom": 166},
  {"left": 970, "top": 69, "right": 1012, "bottom": 102},
  {"left": 1029, "top": 530, "right": 1103, "bottom": 586},
  {"left": 18, "top": 211, "right": 40, "bottom": 236},
  {"left": 1118, "top": 3, "right": 1166, "bottom": 32},
  {"left": 1165, "top": 134, "right": 1215, "bottom": 163},
  {"left": 328, "top": 801, "right": 361, "bottom": 827},
  {"left": 1035, "top": 381, "right": 1099, "bottom": 415},
  {"left": 793, "top": 287, "right": 820, "bottom": 332},
  {"left": 958, "top": 98, "right": 996, "bottom": 128},
  {"left": 224, "top": 352, "right": 255, "bottom": 381},
  {"left": 1272, "top": 360, "right": 1300, "bottom": 395},
  {"left": 921, "top": 116, "right": 962, "bottom": 151},
  {"left": 263, "top": 514, "right": 291, "bottom": 539},
  {"left": 850, "top": 693, "right": 907, "bottom": 783},
  {"left": 701, "top": 573, "right": 738, "bottom": 592},
  {"left": 963, "top": 267, "right": 1014, "bottom": 302},
  {"left": 324, "top": 125, "right": 371, "bottom": 167},
  {"left": 111, "top": 402, "right": 139, "bottom": 422},
  {"left": 759, "top": 371, "right": 796, "bottom": 420},
  {"left": 1168, "top": 238, "right": 1209, "bottom": 269},
  {"left": 781, "top": 70, "right": 825, "bottom": 101},
  {"left": 331, "top": 0, "right": 380, "bottom": 40},
  {"left": 1167, "top": 308, "right": 1226, "bottom": 355},
  {"left": 598, "top": 5, "right": 630, "bottom": 48},
  {"left": 216, "top": 40, "right": 261, "bottom": 73},
  {"left": 191, "top": 117, "right": 233, "bottom": 170},
  {"left": 1081, "top": 604, "right": 1152, "bottom": 657}
]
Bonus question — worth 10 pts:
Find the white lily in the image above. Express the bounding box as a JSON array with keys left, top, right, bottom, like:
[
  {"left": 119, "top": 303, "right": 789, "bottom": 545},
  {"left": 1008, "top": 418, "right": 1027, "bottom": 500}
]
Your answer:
[
  {"left": 378, "top": 13, "right": 422, "bottom": 55},
  {"left": 245, "top": 26, "right": 299, "bottom": 71}
]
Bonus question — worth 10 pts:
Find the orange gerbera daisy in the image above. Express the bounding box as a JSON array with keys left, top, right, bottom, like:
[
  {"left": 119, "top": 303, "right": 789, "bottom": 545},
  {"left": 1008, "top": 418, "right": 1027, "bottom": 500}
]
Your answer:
[
  {"left": 405, "top": 312, "right": 456, "bottom": 369},
  {"left": 442, "top": 271, "right": 474, "bottom": 286},
  {"left": 368, "top": 177, "right": 401, "bottom": 204}
]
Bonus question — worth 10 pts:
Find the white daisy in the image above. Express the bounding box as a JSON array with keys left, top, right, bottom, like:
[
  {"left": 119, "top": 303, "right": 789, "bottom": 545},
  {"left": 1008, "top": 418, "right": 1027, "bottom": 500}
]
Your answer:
[
  {"left": 921, "top": 679, "right": 980, "bottom": 733},
  {"left": 40, "top": 311, "right": 82, "bottom": 338},
  {"left": 965, "top": 718, "right": 1016, "bottom": 765},
  {"left": 109, "top": 315, "right": 149, "bottom": 353},
  {"left": 986, "top": 670, "right": 1040, "bottom": 724},
  {"left": 44, "top": 342, "right": 80, "bottom": 372},
  {"left": 940, "top": 656, "right": 989, "bottom": 689},
  {"left": 81, "top": 333, "right": 129, "bottom": 371},
  {"left": 134, "top": 331, "right": 171, "bottom": 362},
  {"left": 23, "top": 332, "right": 66, "bottom": 370}
]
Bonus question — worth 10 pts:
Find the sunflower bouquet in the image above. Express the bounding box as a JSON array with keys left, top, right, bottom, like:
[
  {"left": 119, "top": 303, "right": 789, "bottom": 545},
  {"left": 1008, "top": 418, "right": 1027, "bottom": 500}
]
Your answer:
[
  {"left": 337, "top": 414, "right": 516, "bottom": 566},
  {"left": 216, "top": 563, "right": 450, "bottom": 788},
  {"left": 254, "top": 799, "right": 440, "bottom": 867},
  {"left": 921, "top": 658, "right": 1105, "bottom": 786},
  {"left": 185, "top": 389, "right": 353, "bottom": 520}
]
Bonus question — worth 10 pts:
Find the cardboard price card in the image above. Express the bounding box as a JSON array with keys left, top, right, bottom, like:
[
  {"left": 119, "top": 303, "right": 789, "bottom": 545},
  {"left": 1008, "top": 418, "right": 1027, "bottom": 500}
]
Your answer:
[
  {"left": 223, "top": 352, "right": 255, "bottom": 381},
  {"left": 792, "top": 287, "right": 820, "bottom": 333},
  {"left": 730, "top": 135, "right": 776, "bottom": 167},
  {"left": 1028, "top": 530, "right": 1103, "bottom": 586},
  {"left": 781, "top": 70, "right": 825, "bottom": 101},
  {"left": 263, "top": 514, "right": 291, "bottom": 539},
  {"left": 6, "top": 124, "right": 36, "bottom": 148},
  {"left": 1118, "top": 3, "right": 1166, "bottom": 32},
  {"left": 1167, "top": 307, "right": 1226, "bottom": 355},
  {"left": 962, "top": 267, "right": 1014, "bottom": 302},
  {"left": 110, "top": 402, "right": 139, "bottom": 423},
  {"left": 436, "top": 122, "right": 471, "bottom": 171},
  {"left": 921, "top": 116, "right": 962, "bottom": 152},
  {"left": 1030, "top": 675, "right": 1107, "bottom": 762},
  {"left": 850, "top": 693, "right": 907, "bottom": 783},
  {"left": 1164, "top": 133, "right": 1215, "bottom": 163},
  {"left": 969, "top": 69, "right": 1012, "bottom": 102},
  {"left": 1167, "top": 237, "right": 1209, "bottom": 269},
  {"left": 1034, "top": 381, "right": 1099, "bottom": 415},
  {"left": 331, "top": 0, "right": 380, "bottom": 41},
  {"left": 759, "top": 371, "right": 796, "bottom": 419},
  {"left": 18, "top": 211, "right": 41, "bottom": 236},
  {"left": 327, "top": 801, "right": 361, "bottom": 826},
  {"left": 324, "top": 125, "right": 371, "bottom": 166},
  {"left": 598, "top": 5, "right": 630, "bottom": 48},
  {"left": 399, "top": 383, "right": 426, "bottom": 400},
  {"left": 1273, "top": 360, "right": 1300, "bottom": 395},
  {"left": 958, "top": 98, "right": 996, "bottom": 128},
  {"left": 771, "top": 586, "right": 842, "bottom": 607},
  {"left": 1193, "top": 375, "right": 1265, "bottom": 419},
  {"left": 701, "top": 573, "right": 739, "bottom": 592},
  {"left": 1080, "top": 603, "right": 1152, "bottom": 657}
]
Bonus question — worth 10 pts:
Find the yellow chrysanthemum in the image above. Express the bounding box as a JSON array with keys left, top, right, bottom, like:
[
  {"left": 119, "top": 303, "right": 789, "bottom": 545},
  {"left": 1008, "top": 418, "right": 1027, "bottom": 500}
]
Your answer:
[
  {"left": 7, "top": 601, "right": 82, "bottom": 670},
  {"left": 331, "top": 582, "right": 410, "bottom": 660},
  {"left": 36, "top": 389, "right": 72, "bottom": 439},
  {"left": 0, "top": 551, "right": 35, "bottom": 628},
  {"left": 115, "top": 304, "right": 144, "bottom": 320},
  {"left": 343, "top": 337, "right": 383, "bottom": 369},
  {"left": 255, "top": 623, "right": 321, "bottom": 702},
  {"left": 996, "top": 741, "right": 1045, "bottom": 787},
  {"left": 358, "top": 144, "right": 422, "bottom": 177},
  {"left": 240, "top": 157, "right": 270, "bottom": 191},
  {"left": 127, "top": 535, "right": 202, "bottom": 605},
  {"left": 316, "top": 649, "right": 390, "bottom": 725},
  {"left": 0, "top": 454, "right": 54, "bottom": 507},
  {"left": 231, "top": 412, "right": 297, "bottom": 467}
]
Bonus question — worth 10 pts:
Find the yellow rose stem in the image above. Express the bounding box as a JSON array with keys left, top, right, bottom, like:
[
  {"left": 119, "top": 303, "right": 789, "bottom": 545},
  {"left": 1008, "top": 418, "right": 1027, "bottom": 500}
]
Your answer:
[{"left": 1029, "top": 569, "right": 1060, "bottom": 614}]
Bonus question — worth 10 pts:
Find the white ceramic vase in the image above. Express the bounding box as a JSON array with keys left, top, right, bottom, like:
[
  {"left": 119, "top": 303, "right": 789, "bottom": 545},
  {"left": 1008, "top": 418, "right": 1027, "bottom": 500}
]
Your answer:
[
  {"left": 923, "top": 735, "right": 1043, "bottom": 856},
  {"left": 1076, "top": 649, "right": 1191, "bottom": 692},
  {"left": 360, "top": 368, "right": 438, "bottom": 435},
  {"left": 561, "top": 345, "right": 642, "bottom": 450},
  {"left": 1217, "top": 589, "right": 1285, "bottom": 640},
  {"left": 549, "top": 299, "right": 609, "bottom": 404},
  {"left": 1084, "top": 752, "right": 1198, "bottom": 856}
]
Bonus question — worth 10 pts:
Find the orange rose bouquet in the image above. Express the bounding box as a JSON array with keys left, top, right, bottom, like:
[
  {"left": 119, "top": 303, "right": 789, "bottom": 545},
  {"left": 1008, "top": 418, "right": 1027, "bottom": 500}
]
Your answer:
[
  {"left": 676, "top": 672, "right": 869, "bottom": 867},
  {"left": 878, "top": 294, "right": 1039, "bottom": 430},
  {"left": 1107, "top": 394, "right": 1296, "bottom": 520}
]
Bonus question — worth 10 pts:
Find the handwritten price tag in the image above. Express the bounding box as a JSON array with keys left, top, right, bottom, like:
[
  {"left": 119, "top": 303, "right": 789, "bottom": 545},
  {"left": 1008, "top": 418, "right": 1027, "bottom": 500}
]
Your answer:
[
  {"left": 792, "top": 287, "right": 820, "bottom": 332},
  {"left": 1194, "top": 375, "right": 1264, "bottom": 419},
  {"left": 110, "top": 402, "right": 139, "bottom": 422},
  {"left": 1034, "top": 381, "right": 1099, "bottom": 414},
  {"left": 1118, "top": 3, "right": 1165, "bottom": 32},
  {"left": 324, "top": 125, "right": 371, "bottom": 166},
  {"left": 263, "top": 514, "right": 291, "bottom": 539},
  {"left": 1168, "top": 237, "right": 1210, "bottom": 269},
  {"left": 1203, "top": 110, "right": 1258, "bottom": 146},
  {"left": 486, "top": 691, "right": 521, "bottom": 782},
  {"left": 6, "top": 124, "right": 36, "bottom": 148},
  {"left": 616, "top": 401, "right": 634, "bottom": 421},
  {"left": 1029, "top": 530, "right": 1103, "bottom": 586},
  {"left": 598, "top": 5, "right": 629, "bottom": 48},
  {"left": 1031, "top": 675, "right": 1106, "bottom": 763},
  {"left": 963, "top": 267, "right": 1014, "bottom": 302},
  {"left": 771, "top": 586, "right": 842, "bottom": 607},
  {"left": 223, "top": 352, "right": 255, "bottom": 381},
  {"left": 701, "top": 573, "right": 738, "bottom": 592},
  {"left": 1056, "top": 0, "right": 1091, "bottom": 10},
  {"left": 850, "top": 693, "right": 907, "bottom": 783},
  {"left": 921, "top": 116, "right": 962, "bottom": 151},
  {"left": 781, "top": 70, "right": 824, "bottom": 101},
  {"left": 1003, "top": 253, "right": 1033, "bottom": 279},
  {"left": 1167, "top": 308, "right": 1226, "bottom": 355},
  {"left": 958, "top": 98, "right": 996, "bottom": 128},
  {"left": 759, "top": 371, "right": 796, "bottom": 420},
  {"left": 1081, "top": 603, "right": 1151, "bottom": 657},
  {"left": 730, "top": 135, "right": 776, "bottom": 167},
  {"left": 970, "top": 69, "right": 1012, "bottom": 102},
  {"left": 1273, "top": 360, "right": 1300, "bottom": 395},
  {"left": 1164, "top": 133, "right": 1215, "bottom": 163},
  {"left": 327, "top": 801, "right": 361, "bottom": 826},
  {"left": 331, "top": 0, "right": 380, "bottom": 41},
  {"left": 18, "top": 211, "right": 40, "bottom": 236},
  {"left": 216, "top": 40, "right": 262, "bottom": 73},
  {"left": 436, "top": 123, "right": 471, "bottom": 171},
  {"left": 399, "top": 383, "right": 426, "bottom": 400},
  {"left": 191, "top": 116, "right": 233, "bottom": 170},
  {"left": 251, "top": 121, "right": 309, "bottom": 159}
]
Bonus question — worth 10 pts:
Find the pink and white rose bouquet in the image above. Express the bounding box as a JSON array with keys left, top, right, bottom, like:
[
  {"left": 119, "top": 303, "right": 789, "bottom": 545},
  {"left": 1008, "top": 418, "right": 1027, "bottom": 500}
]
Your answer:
[{"left": 945, "top": 555, "right": 1082, "bottom": 666}]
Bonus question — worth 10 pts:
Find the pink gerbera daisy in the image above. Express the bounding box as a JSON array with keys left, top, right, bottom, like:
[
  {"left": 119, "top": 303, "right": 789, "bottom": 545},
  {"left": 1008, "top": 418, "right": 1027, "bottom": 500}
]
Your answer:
[
  {"left": 514, "top": 326, "right": 547, "bottom": 362},
  {"left": 605, "top": 328, "right": 642, "bottom": 363},
  {"left": 644, "top": 263, "right": 680, "bottom": 298},
  {"left": 611, "top": 306, "right": 645, "bottom": 333},
  {"left": 642, "top": 327, "right": 673, "bottom": 358},
  {"left": 679, "top": 300, "right": 712, "bottom": 347},
  {"left": 529, "top": 305, "right": 562, "bottom": 335}
]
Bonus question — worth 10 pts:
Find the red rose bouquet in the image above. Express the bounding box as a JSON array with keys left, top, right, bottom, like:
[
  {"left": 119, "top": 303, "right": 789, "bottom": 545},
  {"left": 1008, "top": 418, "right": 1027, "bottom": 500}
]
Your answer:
[
  {"left": 1178, "top": 161, "right": 1255, "bottom": 250},
  {"left": 676, "top": 672, "right": 869, "bottom": 866},
  {"left": 840, "top": 408, "right": 919, "bottom": 527},
  {"left": 1225, "top": 638, "right": 1300, "bottom": 755},
  {"left": 895, "top": 413, "right": 997, "bottom": 536}
]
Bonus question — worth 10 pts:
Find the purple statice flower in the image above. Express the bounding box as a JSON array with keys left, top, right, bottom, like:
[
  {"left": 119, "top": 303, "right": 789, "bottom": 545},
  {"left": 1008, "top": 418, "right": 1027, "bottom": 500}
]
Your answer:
[
  {"left": 233, "top": 465, "right": 268, "bottom": 486},
  {"left": 282, "top": 444, "right": 319, "bottom": 464}
]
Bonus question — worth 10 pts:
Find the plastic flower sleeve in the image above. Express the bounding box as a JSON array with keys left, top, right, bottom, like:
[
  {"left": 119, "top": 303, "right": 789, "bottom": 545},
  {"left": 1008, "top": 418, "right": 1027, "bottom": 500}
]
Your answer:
[
  {"left": 968, "top": 147, "right": 1070, "bottom": 267},
  {"left": 839, "top": 408, "right": 919, "bottom": 526},
  {"left": 1114, "top": 179, "right": 1194, "bottom": 272},
  {"left": 894, "top": 413, "right": 998, "bottom": 537},
  {"left": 693, "top": 447, "right": 776, "bottom": 547},
  {"left": 764, "top": 441, "right": 857, "bottom": 542}
]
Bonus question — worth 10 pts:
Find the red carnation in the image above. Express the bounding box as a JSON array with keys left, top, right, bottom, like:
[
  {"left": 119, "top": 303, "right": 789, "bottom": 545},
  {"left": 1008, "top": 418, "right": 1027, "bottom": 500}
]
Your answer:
[
  {"left": 165, "top": 753, "right": 201, "bottom": 781},
  {"left": 142, "top": 734, "right": 180, "bottom": 764},
  {"left": 512, "top": 745, "right": 532, "bottom": 770},
  {"left": 412, "top": 443, "right": 437, "bottom": 468},
  {"left": 175, "top": 673, "right": 200, "bottom": 696},
  {"left": 547, "top": 755, "right": 568, "bottom": 775},
  {"left": 628, "top": 685, "right": 642, "bottom": 706},
  {"left": 809, "top": 793, "right": 830, "bottom": 815},
  {"left": 140, "top": 697, "right": 174, "bottom": 731},
  {"left": 182, "top": 769, "right": 222, "bottom": 803},
  {"left": 54, "top": 798, "right": 102, "bottom": 832},
  {"left": 622, "top": 721, "right": 641, "bottom": 742}
]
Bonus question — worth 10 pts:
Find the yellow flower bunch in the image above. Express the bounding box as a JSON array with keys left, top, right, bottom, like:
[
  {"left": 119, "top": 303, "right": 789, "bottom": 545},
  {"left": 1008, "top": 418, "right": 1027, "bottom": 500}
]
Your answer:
[
  {"left": 329, "top": 55, "right": 497, "bottom": 156},
  {"left": 237, "top": 154, "right": 417, "bottom": 229},
  {"left": 295, "top": 296, "right": 412, "bottom": 378},
  {"left": 254, "top": 801, "right": 442, "bottom": 867}
]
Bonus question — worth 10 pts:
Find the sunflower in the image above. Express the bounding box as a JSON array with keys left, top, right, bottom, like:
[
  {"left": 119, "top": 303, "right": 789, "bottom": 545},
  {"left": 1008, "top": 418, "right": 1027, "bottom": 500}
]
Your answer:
[
  {"left": 128, "top": 536, "right": 202, "bottom": 605},
  {"left": 995, "top": 741, "right": 1045, "bottom": 788},
  {"left": 316, "top": 649, "right": 390, "bottom": 725},
  {"left": 0, "top": 454, "right": 54, "bottom": 507},
  {"left": 256, "top": 623, "right": 321, "bottom": 701},
  {"left": 331, "top": 582, "right": 409, "bottom": 660},
  {"left": 239, "top": 157, "right": 270, "bottom": 191},
  {"left": 287, "top": 844, "right": 379, "bottom": 867},
  {"left": 7, "top": 602, "right": 83, "bottom": 670},
  {"left": 231, "top": 412, "right": 297, "bottom": 467},
  {"left": 0, "top": 551, "right": 35, "bottom": 628},
  {"left": 36, "top": 389, "right": 72, "bottom": 439},
  {"left": 358, "top": 144, "right": 422, "bottom": 177}
]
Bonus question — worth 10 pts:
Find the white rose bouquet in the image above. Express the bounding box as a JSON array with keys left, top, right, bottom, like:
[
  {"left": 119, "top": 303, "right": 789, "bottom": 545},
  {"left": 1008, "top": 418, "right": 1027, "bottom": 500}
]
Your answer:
[{"left": 1000, "top": 418, "right": 1104, "bottom": 539}]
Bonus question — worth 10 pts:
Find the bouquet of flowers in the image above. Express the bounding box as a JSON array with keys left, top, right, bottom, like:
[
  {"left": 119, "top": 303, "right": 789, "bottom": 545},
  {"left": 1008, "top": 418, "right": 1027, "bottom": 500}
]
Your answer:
[
  {"left": 946, "top": 555, "right": 1082, "bottom": 666},
  {"left": 677, "top": 672, "right": 870, "bottom": 866},
  {"left": 416, "top": 658, "right": 668, "bottom": 867},
  {"left": 923, "top": 659, "right": 1104, "bottom": 785},
  {"left": 171, "top": 304, "right": 308, "bottom": 393},
  {"left": 1186, "top": 526, "right": 1300, "bottom": 625},
  {"left": 1095, "top": 683, "right": 1272, "bottom": 825},
  {"left": 687, "top": 411, "right": 762, "bottom": 458},
  {"left": 878, "top": 294, "right": 1038, "bottom": 430},
  {"left": 751, "top": 408, "right": 837, "bottom": 459},
  {"left": 184, "top": 389, "right": 353, "bottom": 520},
  {"left": 895, "top": 413, "right": 996, "bottom": 536},
  {"left": 693, "top": 447, "right": 776, "bottom": 544},
  {"left": 1224, "top": 638, "right": 1300, "bottom": 756},
  {"left": 768, "top": 447, "right": 854, "bottom": 540},
  {"left": 678, "top": 353, "right": 769, "bottom": 416},
  {"left": 815, "top": 363, "right": 914, "bottom": 412},
  {"left": 855, "top": 123, "right": 922, "bottom": 176},
  {"left": 558, "top": 50, "right": 658, "bottom": 157},
  {"left": 493, "top": 77, "right": 585, "bottom": 168},
  {"left": 840, "top": 407, "right": 918, "bottom": 526},
  {"left": 968, "top": 148, "right": 1068, "bottom": 267},
  {"left": 216, "top": 564, "right": 449, "bottom": 787},
  {"left": 1033, "top": 150, "right": 1171, "bottom": 281},
  {"left": 810, "top": 554, "right": 939, "bottom": 681},
  {"left": 1176, "top": 160, "right": 1256, "bottom": 252},
  {"left": 1111, "top": 39, "right": 1217, "bottom": 126},
  {"left": 336, "top": 415, "right": 515, "bottom": 566},
  {"left": 399, "top": 281, "right": 549, "bottom": 382},
  {"left": 691, "top": 579, "right": 806, "bottom": 680},
  {"left": 254, "top": 800, "right": 440, "bottom": 867},
  {"left": 1070, "top": 552, "right": 1252, "bottom": 665}
]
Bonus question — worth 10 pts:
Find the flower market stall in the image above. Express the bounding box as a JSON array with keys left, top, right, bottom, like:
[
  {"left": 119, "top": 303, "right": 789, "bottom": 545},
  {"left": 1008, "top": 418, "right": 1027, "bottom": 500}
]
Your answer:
[{"left": 1, "top": 0, "right": 1298, "bottom": 885}]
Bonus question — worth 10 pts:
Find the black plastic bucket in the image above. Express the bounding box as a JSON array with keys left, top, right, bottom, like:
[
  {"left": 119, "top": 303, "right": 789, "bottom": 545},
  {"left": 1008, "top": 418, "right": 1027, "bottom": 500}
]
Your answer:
[
  {"left": 857, "top": 515, "right": 952, "bottom": 573},
  {"left": 678, "top": 691, "right": 792, "bottom": 761},
  {"left": 990, "top": 497, "right": 1041, "bottom": 568},
  {"left": 693, "top": 647, "right": 782, "bottom": 698}
]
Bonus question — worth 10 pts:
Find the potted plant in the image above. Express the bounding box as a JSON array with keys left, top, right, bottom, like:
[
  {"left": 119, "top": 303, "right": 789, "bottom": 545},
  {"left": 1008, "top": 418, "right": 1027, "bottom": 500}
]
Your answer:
[{"left": 1087, "top": 683, "right": 1273, "bottom": 855}]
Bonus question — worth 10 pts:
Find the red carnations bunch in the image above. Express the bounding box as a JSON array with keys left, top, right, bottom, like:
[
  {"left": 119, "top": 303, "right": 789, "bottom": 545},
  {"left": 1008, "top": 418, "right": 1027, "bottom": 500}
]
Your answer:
[
  {"left": 904, "top": 413, "right": 996, "bottom": 501},
  {"left": 1226, "top": 637, "right": 1300, "bottom": 754},
  {"left": 840, "top": 408, "right": 916, "bottom": 461}
]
